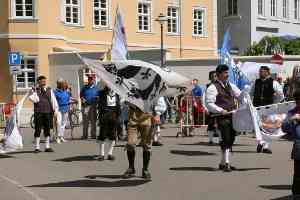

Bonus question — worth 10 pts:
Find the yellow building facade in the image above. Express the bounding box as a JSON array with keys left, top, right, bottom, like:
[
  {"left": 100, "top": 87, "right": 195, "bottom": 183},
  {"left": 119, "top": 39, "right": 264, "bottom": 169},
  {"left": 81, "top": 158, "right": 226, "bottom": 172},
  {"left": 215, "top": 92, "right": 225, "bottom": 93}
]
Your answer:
[{"left": 0, "top": 0, "right": 217, "bottom": 103}]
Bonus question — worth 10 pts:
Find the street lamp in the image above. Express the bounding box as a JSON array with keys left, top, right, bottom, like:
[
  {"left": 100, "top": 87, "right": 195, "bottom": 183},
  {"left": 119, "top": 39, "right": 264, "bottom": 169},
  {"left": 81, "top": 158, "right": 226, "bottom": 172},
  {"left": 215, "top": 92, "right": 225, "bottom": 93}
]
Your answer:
[{"left": 155, "top": 13, "right": 168, "bottom": 68}]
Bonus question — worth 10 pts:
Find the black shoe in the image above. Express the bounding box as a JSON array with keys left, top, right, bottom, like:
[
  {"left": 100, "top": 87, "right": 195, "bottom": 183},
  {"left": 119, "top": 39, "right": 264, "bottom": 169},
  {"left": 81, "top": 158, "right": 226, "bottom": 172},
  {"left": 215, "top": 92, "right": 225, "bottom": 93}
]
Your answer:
[
  {"left": 107, "top": 155, "right": 115, "bottom": 161},
  {"left": 208, "top": 141, "right": 214, "bottom": 145},
  {"left": 223, "top": 163, "right": 232, "bottom": 172},
  {"left": 262, "top": 148, "right": 272, "bottom": 154},
  {"left": 152, "top": 141, "right": 163, "bottom": 146},
  {"left": 219, "top": 163, "right": 236, "bottom": 171},
  {"left": 97, "top": 155, "right": 105, "bottom": 161},
  {"left": 142, "top": 169, "right": 151, "bottom": 180},
  {"left": 45, "top": 148, "right": 54, "bottom": 152},
  {"left": 257, "top": 144, "right": 263, "bottom": 153},
  {"left": 219, "top": 163, "right": 225, "bottom": 170},
  {"left": 34, "top": 149, "right": 41, "bottom": 153},
  {"left": 123, "top": 168, "right": 136, "bottom": 179}
]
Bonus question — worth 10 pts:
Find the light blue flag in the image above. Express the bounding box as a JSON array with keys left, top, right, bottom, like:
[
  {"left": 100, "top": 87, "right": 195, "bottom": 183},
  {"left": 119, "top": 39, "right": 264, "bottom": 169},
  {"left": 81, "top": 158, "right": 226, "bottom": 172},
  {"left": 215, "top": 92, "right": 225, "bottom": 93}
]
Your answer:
[{"left": 220, "top": 28, "right": 250, "bottom": 90}]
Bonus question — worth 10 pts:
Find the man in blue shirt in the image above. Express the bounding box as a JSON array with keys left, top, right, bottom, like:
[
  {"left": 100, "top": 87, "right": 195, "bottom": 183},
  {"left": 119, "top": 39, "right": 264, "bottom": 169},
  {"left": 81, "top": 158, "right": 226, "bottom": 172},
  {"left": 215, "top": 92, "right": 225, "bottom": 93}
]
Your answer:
[
  {"left": 80, "top": 76, "right": 100, "bottom": 139},
  {"left": 192, "top": 78, "right": 203, "bottom": 97}
]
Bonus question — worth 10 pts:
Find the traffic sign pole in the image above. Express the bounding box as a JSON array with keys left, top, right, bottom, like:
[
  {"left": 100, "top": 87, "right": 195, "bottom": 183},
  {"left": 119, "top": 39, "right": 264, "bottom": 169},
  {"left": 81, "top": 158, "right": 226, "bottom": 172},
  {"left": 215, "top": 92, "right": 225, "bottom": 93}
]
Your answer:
[{"left": 8, "top": 52, "right": 22, "bottom": 126}]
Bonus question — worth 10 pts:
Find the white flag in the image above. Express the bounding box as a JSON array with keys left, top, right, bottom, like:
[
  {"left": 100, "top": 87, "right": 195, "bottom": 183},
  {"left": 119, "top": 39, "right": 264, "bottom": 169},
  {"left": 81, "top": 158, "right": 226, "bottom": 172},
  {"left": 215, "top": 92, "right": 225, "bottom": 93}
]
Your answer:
[{"left": 111, "top": 6, "right": 128, "bottom": 60}]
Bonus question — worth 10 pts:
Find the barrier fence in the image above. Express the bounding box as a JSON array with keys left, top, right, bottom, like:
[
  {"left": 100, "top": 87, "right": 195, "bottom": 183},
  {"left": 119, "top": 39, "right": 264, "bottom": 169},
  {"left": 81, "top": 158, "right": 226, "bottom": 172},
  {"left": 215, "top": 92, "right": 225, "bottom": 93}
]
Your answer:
[
  {"left": 176, "top": 96, "right": 207, "bottom": 137},
  {"left": 0, "top": 103, "right": 15, "bottom": 128}
]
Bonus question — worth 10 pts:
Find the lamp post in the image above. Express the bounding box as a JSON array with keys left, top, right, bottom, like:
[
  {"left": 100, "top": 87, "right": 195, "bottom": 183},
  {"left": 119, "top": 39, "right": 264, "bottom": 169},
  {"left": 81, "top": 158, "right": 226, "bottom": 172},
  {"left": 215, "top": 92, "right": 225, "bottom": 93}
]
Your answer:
[{"left": 155, "top": 13, "right": 167, "bottom": 68}]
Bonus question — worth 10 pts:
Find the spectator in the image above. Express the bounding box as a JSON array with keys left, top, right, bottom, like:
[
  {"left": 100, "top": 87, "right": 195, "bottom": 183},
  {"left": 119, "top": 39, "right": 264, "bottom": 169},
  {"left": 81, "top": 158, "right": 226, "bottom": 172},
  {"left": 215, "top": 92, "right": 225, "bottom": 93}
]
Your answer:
[
  {"left": 191, "top": 79, "right": 204, "bottom": 128},
  {"left": 80, "top": 76, "right": 100, "bottom": 139},
  {"left": 54, "top": 79, "right": 73, "bottom": 143}
]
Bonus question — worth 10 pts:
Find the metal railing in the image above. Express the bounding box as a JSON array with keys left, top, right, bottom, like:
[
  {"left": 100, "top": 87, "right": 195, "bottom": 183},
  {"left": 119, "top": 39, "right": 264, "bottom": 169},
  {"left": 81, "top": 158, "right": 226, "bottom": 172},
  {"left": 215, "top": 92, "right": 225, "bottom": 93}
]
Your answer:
[{"left": 176, "top": 96, "right": 207, "bottom": 137}]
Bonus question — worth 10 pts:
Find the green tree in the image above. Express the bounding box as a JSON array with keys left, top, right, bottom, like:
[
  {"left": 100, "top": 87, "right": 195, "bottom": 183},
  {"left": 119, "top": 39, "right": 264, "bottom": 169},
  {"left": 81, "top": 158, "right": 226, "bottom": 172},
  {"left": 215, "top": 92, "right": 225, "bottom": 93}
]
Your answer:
[{"left": 284, "top": 39, "right": 300, "bottom": 55}]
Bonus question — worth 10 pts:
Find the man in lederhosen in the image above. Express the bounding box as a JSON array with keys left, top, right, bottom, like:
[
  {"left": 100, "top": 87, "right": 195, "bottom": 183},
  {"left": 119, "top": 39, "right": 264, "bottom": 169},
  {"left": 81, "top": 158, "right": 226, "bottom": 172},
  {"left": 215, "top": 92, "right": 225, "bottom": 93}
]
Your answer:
[
  {"left": 250, "top": 66, "right": 284, "bottom": 154},
  {"left": 29, "top": 76, "right": 59, "bottom": 153},
  {"left": 97, "top": 85, "right": 121, "bottom": 161},
  {"left": 206, "top": 64, "right": 242, "bottom": 172}
]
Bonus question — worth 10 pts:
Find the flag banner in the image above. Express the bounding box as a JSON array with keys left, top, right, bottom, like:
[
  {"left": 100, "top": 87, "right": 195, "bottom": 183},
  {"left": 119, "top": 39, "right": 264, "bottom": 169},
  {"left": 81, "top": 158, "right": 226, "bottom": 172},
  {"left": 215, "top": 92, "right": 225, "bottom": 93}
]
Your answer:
[
  {"left": 220, "top": 28, "right": 250, "bottom": 90},
  {"left": 240, "top": 62, "right": 282, "bottom": 82},
  {"left": 233, "top": 93, "right": 295, "bottom": 141},
  {"left": 81, "top": 57, "right": 189, "bottom": 113},
  {"left": 111, "top": 6, "right": 128, "bottom": 60},
  {"left": 0, "top": 92, "right": 29, "bottom": 153}
]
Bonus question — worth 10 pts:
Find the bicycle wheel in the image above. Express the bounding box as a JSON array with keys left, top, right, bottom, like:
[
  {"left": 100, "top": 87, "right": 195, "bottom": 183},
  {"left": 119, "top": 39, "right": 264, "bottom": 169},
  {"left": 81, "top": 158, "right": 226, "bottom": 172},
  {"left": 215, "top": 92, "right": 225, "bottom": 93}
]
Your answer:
[
  {"left": 30, "top": 114, "right": 35, "bottom": 129},
  {"left": 70, "top": 112, "right": 80, "bottom": 126}
]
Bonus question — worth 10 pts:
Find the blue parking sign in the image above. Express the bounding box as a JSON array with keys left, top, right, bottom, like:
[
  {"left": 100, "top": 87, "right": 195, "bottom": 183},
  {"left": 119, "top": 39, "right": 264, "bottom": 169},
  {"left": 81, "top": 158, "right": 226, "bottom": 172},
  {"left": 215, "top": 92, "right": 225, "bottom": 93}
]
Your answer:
[{"left": 8, "top": 52, "right": 21, "bottom": 66}]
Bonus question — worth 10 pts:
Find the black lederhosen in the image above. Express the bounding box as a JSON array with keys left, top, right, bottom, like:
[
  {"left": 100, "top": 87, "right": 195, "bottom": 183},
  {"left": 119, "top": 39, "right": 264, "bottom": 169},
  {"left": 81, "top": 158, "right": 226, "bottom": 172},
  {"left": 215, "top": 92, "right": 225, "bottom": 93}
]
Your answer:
[
  {"left": 207, "top": 115, "right": 216, "bottom": 131},
  {"left": 293, "top": 160, "right": 300, "bottom": 196},
  {"left": 98, "top": 109, "right": 118, "bottom": 141},
  {"left": 216, "top": 114, "right": 236, "bottom": 150},
  {"left": 34, "top": 113, "right": 52, "bottom": 138}
]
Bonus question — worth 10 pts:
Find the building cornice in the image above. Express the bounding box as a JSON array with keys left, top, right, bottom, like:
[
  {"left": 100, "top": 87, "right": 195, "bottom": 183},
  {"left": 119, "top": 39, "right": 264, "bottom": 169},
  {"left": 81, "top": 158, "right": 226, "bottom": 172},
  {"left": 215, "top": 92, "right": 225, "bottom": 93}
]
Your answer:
[{"left": 0, "top": 33, "right": 215, "bottom": 51}]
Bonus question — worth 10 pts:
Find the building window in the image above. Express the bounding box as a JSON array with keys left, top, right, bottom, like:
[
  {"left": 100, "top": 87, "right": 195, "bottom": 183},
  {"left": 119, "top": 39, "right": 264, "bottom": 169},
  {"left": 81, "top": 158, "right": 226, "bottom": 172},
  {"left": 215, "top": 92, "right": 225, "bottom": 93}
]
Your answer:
[
  {"left": 258, "top": 0, "right": 265, "bottom": 16},
  {"left": 228, "top": 0, "right": 238, "bottom": 16},
  {"left": 283, "top": 0, "right": 289, "bottom": 18},
  {"left": 193, "top": 8, "right": 205, "bottom": 36},
  {"left": 93, "top": 0, "right": 109, "bottom": 27},
  {"left": 137, "top": 2, "right": 151, "bottom": 32},
  {"left": 271, "top": 0, "right": 277, "bottom": 17},
  {"left": 167, "top": 7, "right": 179, "bottom": 34},
  {"left": 16, "top": 58, "right": 36, "bottom": 89},
  {"left": 12, "top": 0, "right": 34, "bottom": 19},
  {"left": 295, "top": 0, "right": 300, "bottom": 19},
  {"left": 64, "top": 0, "right": 81, "bottom": 25}
]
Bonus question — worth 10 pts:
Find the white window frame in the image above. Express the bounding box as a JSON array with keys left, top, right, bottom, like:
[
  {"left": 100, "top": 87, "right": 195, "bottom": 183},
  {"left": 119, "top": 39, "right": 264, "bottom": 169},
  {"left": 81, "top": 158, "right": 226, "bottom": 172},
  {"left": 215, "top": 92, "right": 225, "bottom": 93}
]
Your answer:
[
  {"left": 11, "top": 0, "right": 35, "bottom": 19},
  {"left": 294, "top": 0, "right": 300, "bottom": 20},
  {"left": 93, "top": 0, "right": 110, "bottom": 28},
  {"left": 227, "top": 0, "right": 238, "bottom": 16},
  {"left": 16, "top": 57, "right": 37, "bottom": 90},
  {"left": 64, "top": 0, "right": 82, "bottom": 25},
  {"left": 192, "top": 7, "right": 206, "bottom": 37},
  {"left": 271, "top": 0, "right": 277, "bottom": 17},
  {"left": 258, "top": 0, "right": 265, "bottom": 16},
  {"left": 283, "top": 0, "right": 289, "bottom": 19},
  {"left": 137, "top": 1, "right": 152, "bottom": 32},
  {"left": 167, "top": 6, "right": 179, "bottom": 34}
]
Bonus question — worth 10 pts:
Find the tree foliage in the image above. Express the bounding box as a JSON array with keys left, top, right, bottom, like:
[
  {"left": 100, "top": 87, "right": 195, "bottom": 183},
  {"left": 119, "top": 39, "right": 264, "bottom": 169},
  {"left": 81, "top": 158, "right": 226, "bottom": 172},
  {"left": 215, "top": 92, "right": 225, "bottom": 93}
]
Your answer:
[{"left": 244, "top": 36, "right": 285, "bottom": 56}]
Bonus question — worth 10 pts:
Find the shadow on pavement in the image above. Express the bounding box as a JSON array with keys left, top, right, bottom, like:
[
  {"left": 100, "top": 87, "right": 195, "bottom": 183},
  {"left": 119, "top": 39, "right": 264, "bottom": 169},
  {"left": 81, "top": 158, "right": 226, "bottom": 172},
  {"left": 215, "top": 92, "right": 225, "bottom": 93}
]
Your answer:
[
  {"left": 170, "top": 167, "right": 270, "bottom": 172},
  {"left": 0, "top": 154, "right": 14, "bottom": 158},
  {"left": 28, "top": 179, "right": 150, "bottom": 188},
  {"left": 269, "top": 195, "right": 293, "bottom": 200},
  {"left": 85, "top": 175, "right": 123, "bottom": 179},
  {"left": 177, "top": 142, "right": 252, "bottom": 147},
  {"left": 231, "top": 150, "right": 258, "bottom": 154},
  {"left": 170, "top": 150, "right": 216, "bottom": 156},
  {"left": 53, "top": 155, "right": 97, "bottom": 162},
  {"left": 260, "top": 185, "right": 291, "bottom": 190},
  {"left": 6, "top": 150, "right": 35, "bottom": 155},
  {"left": 169, "top": 167, "right": 218, "bottom": 171}
]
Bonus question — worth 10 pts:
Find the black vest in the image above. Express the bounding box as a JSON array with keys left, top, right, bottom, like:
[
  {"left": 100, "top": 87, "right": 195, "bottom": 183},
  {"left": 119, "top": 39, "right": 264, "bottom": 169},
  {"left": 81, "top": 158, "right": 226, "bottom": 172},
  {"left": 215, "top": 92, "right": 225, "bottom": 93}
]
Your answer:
[
  {"left": 253, "top": 77, "right": 274, "bottom": 107},
  {"left": 34, "top": 87, "right": 53, "bottom": 113},
  {"left": 214, "top": 81, "right": 236, "bottom": 112}
]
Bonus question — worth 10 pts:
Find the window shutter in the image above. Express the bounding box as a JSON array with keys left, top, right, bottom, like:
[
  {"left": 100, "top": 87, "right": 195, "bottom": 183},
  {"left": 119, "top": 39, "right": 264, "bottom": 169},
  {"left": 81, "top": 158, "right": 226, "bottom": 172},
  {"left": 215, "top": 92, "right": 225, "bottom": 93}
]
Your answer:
[{"left": 60, "top": 0, "right": 65, "bottom": 22}]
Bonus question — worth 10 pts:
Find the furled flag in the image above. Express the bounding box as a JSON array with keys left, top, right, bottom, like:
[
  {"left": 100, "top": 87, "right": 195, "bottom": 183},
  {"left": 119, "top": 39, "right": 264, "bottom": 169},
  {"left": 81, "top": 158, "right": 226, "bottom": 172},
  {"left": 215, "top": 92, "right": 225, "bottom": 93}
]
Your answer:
[
  {"left": 220, "top": 28, "right": 250, "bottom": 90},
  {"left": 111, "top": 6, "right": 128, "bottom": 60}
]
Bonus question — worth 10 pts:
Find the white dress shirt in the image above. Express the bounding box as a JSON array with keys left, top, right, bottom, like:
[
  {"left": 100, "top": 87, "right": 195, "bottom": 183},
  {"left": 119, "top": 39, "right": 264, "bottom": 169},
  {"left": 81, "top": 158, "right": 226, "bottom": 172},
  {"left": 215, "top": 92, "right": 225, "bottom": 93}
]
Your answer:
[{"left": 205, "top": 80, "right": 242, "bottom": 114}]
